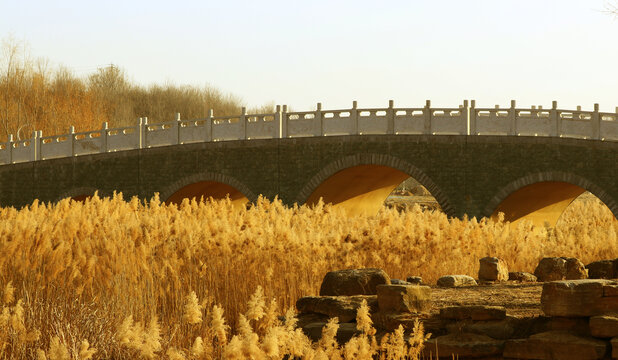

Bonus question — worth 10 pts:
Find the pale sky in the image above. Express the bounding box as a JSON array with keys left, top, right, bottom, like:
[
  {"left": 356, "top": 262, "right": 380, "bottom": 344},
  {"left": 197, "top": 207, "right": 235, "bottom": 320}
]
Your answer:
[{"left": 2, "top": 0, "right": 618, "bottom": 112}]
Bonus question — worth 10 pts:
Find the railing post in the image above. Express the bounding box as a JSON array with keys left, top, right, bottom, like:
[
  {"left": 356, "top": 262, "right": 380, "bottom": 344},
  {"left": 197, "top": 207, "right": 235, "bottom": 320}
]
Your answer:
[
  {"left": 424, "top": 100, "right": 432, "bottom": 134},
  {"left": 69, "top": 126, "right": 75, "bottom": 156},
  {"left": 282, "top": 105, "right": 289, "bottom": 138},
  {"left": 592, "top": 103, "right": 600, "bottom": 140},
  {"left": 101, "top": 122, "right": 108, "bottom": 153},
  {"left": 275, "top": 105, "right": 282, "bottom": 138},
  {"left": 7, "top": 134, "right": 13, "bottom": 164},
  {"left": 509, "top": 100, "right": 517, "bottom": 135},
  {"left": 206, "top": 109, "right": 213, "bottom": 142},
  {"left": 316, "top": 102, "right": 322, "bottom": 136},
  {"left": 469, "top": 100, "right": 477, "bottom": 135},
  {"left": 387, "top": 100, "right": 394, "bottom": 134},
  {"left": 32, "top": 130, "right": 39, "bottom": 161},
  {"left": 241, "top": 107, "right": 247, "bottom": 140},
  {"left": 462, "top": 100, "right": 470, "bottom": 135},
  {"left": 174, "top": 113, "right": 181, "bottom": 145},
  {"left": 551, "top": 101, "right": 559, "bottom": 137},
  {"left": 139, "top": 117, "right": 147, "bottom": 149},
  {"left": 352, "top": 100, "right": 359, "bottom": 135}
]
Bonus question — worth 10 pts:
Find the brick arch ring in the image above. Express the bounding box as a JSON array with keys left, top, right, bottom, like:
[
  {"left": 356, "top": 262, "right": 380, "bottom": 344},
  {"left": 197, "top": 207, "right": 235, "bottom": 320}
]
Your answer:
[
  {"left": 293, "top": 153, "right": 455, "bottom": 216},
  {"left": 482, "top": 171, "right": 618, "bottom": 219},
  {"left": 158, "top": 172, "right": 258, "bottom": 203},
  {"left": 56, "top": 186, "right": 100, "bottom": 202}
]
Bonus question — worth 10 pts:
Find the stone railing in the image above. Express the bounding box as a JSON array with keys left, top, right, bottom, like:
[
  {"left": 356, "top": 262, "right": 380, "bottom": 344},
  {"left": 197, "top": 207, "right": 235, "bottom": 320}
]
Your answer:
[{"left": 0, "top": 100, "right": 616, "bottom": 165}]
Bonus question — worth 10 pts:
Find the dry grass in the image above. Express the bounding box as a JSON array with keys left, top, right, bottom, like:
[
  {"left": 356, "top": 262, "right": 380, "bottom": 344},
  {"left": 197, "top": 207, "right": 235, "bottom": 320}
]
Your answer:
[{"left": 0, "top": 194, "right": 615, "bottom": 358}]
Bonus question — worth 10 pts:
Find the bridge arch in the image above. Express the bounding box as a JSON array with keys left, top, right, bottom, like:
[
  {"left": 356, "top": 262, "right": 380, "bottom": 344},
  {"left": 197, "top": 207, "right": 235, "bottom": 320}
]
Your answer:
[
  {"left": 484, "top": 171, "right": 618, "bottom": 227},
  {"left": 295, "top": 153, "right": 454, "bottom": 216},
  {"left": 160, "top": 172, "right": 257, "bottom": 207},
  {"left": 57, "top": 187, "right": 99, "bottom": 202}
]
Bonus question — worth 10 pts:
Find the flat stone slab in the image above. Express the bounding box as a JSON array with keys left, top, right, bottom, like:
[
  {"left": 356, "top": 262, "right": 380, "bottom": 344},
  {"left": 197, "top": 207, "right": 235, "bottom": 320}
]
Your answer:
[
  {"left": 376, "top": 284, "right": 431, "bottom": 313},
  {"left": 437, "top": 275, "right": 477, "bottom": 287},
  {"left": 296, "top": 295, "right": 378, "bottom": 323},
  {"left": 301, "top": 322, "right": 360, "bottom": 343},
  {"left": 509, "top": 271, "right": 538, "bottom": 282},
  {"left": 503, "top": 331, "right": 608, "bottom": 360},
  {"left": 424, "top": 333, "right": 504, "bottom": 358},
  {"left": 541, "top": 279, "right": 618, "bottom": 317},
  {"left": 590, "top": 315, "right": 618, "bottom": 338},
  {"left": 319, "top": 268, "right": 390, "bottom": 296},
  {"left": 440, "top": 305, "right": 507, "bottom": 321}
]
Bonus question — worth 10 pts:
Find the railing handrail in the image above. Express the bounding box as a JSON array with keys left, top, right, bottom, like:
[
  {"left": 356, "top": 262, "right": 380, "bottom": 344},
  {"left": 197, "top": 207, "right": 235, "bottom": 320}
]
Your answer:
[{"left": 0, "top": 100, "right": 616, "bottom": 165}]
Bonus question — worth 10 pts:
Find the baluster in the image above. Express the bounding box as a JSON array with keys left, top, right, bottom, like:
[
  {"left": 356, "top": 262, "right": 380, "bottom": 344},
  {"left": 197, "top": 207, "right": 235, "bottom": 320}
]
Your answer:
[
  {"left": 69, "top": 126, "right": 75, "bottom": 156},
  {"left": 101, "top": 122, "right": 108, "bottom": 153},
  {"left": 551, "top": 101, "right": 559, "bottom": 137},
  {"left": 592, "top": 103, "right": 600, "bottom": 140},
  {"left": 387, "top": 100, "right": 394, "bottom": 135},
  {"left": 509, "top": 100, "right": 517, "bottom": 136},
  {"left": 424, "top": 100, "right": 432, "bottom": 134},
  {"left": 316, "top": 102, "right": 322, "bottom": 137}
]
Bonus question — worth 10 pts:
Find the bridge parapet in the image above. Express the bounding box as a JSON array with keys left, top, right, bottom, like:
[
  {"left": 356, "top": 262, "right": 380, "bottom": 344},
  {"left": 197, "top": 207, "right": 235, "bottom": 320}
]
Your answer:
[{"left": 0, "top": 100, "right": 616, "bottom": 165}]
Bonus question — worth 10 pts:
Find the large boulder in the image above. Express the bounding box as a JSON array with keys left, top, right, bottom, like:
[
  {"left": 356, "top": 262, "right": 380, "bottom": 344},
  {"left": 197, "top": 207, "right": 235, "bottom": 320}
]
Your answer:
[
  {"left": 440, "top": 305, "right": 506, "bottom": 321},
  {"left": 437, "top": 275, "right": 477, "bottom": 287},
  {"left": 541, "top": 279, "right": 618, "bottom": 317},
  {"left": 586, "top": 260, "right": 615, "bottom": 279},
  {"left": 376, "top": 284, "right": 431, "bottom": 313},
  {"left": 478, "top": 256, "right": 509, "bottom": 281},
  {"left": 509, "top": 271, "right": 538, "bottom": 282},
  {"left": 589, "top": 315, "right": 618, "bottom": 338},
  {"left": 503, "top": 331, "right": 608, "bottom": 360},
  {"left": 319, "top": 268, "right": 390, "bottom": 296},
  {"left": 423, "top": 333, "right": 504, "bottom": 358},
  {"left": 296, "top": 295, "right": 378, "bottom": 323},
  {"left": 534, "top": 257, "right": 588, "bottom": 282}
]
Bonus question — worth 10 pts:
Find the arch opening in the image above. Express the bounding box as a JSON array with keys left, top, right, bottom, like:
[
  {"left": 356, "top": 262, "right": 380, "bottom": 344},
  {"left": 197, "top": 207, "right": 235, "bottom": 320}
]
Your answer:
[
  {"left": 165, "top": 181, "right": 249, "bottom": 208},
  {"left": 305, "top": 164, "right": 439, "bottom": 216},
  {"left": 492, "top": 181, "right": 589, "bottom": 227}
]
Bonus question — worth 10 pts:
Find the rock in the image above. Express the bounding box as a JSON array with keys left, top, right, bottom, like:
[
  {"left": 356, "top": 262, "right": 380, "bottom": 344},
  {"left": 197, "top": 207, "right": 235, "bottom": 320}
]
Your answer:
[
  {"left": 478, "top": 256, "right": 509, "bottom": 282},
  {"left": 503, "top": 331, "right": 608, "bottom": 360},
  {"left": 372, "top": 311, "right": 424, "bottom": 332},
  {"left": 302, "top": 322, "right": 361, "bottom": 343},
  {"left": 440, "top": 305, "right": 507, "bottom": 321},
  {"left": 535, "top": 257, "right": 567, "bottom": 282},
  {"left": 586, "top": 260, "right": 616, "bottom": 279},
  {"left": 534, "top": 257, "right": 588, "bottom": 282},
  {"left": 509, "top": 271, "right": 538, "bottom": 282},
  {"left": 406, "top": 276, "right": 423, "bottom": 285},
  {"left": 545, "top": 317, "right": 591, "bottom": 336},
  {"left": 590, "top": 315, "right": 618, "bottom": 338},
  {"left": 445, "top": 318, "right": 517, "bottom": 340},
  {"left": 437, "top": 275, "right": 477, "bottom": 287},
  {"left": 423, "top": 333, "right": 504, "bottom": 358},
  {"left": 376, "top": 284, "right": 431, "bottom": 313},
  {"left": 566, "top": 258, "right": 589, "bottom": 280},
  {"left": 612, "top": 337, "right": 618, "bottom": 359},
  {"left": 297, "top": 312, "right": 329, "bottom": 329},
  {"left": 605, "top": 284, "right": 618, "bottom": 297},
  {"left": 296, "top": 295, "right": 378, "bottom": 323},
  {"left": 319, "top": 268, "right": 390, "bottom": 296},
  {"left": 390, "top": 279, "right": 411, "bottom": 285},
  {"left": 541, "top": 279, "right": 618, "bottom": 317}
]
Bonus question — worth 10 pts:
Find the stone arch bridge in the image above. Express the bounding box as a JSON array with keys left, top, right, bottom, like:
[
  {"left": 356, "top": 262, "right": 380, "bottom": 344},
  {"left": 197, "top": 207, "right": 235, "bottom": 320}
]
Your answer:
[{"left": 0, "top": 100, "right": 616, "bottom": 226}]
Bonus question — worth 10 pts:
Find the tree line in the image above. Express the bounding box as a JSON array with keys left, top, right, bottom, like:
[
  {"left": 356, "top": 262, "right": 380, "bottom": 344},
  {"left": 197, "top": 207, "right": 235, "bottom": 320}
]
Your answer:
[{"left": 0, "top": 38, "right": 271, "bottom": 142}]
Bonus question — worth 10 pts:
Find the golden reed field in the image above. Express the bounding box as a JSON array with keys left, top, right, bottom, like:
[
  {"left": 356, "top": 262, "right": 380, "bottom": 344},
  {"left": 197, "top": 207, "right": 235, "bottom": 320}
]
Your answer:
[{"left": 0, "top": 194, "right": 616, "bottom": 359}]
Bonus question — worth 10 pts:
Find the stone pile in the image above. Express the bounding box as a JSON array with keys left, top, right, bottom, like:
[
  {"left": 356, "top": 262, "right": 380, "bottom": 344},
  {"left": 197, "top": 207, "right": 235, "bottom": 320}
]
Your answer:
[{"left": 297, "top": 260, "right": 618, "bottom": 359}]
